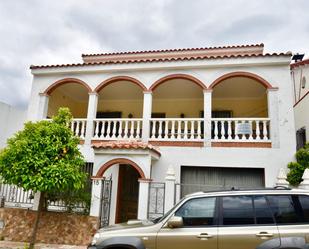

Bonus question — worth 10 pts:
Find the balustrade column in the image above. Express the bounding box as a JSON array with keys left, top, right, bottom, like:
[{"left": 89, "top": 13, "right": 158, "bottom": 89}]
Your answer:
[
  {"left": 37, "top": 93, "right": 49, "bottom": 120},
  {"left": 267, "top": 88, "right": 279, "bottom": 148},
  {"left": 203, "top": 89, "right": 212, "bottom": 146},
  {"left": 85, "top": 92, "right": 98, "bottom": 145},
  {"left": 142, "top": 91, "right": 152, "bottom": 142}
]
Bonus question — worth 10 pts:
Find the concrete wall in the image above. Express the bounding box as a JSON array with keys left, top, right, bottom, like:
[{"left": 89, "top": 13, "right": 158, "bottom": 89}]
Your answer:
[
  {"left": 294, "top": 93, "right": 309, "bottom": 142},
  {"left": 0, "top": 102, "right": 26, "bottom": 149}
]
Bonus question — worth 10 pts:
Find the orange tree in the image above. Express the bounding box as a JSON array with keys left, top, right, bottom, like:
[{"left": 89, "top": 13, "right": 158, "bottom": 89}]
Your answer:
[{"left": 0, "top": 108, "right": 86, "bottom": 248}]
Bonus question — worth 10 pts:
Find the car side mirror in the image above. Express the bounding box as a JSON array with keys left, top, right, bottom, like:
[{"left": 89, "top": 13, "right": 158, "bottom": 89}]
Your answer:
[{"left": 167, "top": 216, "right": 183, "bottom": 228}]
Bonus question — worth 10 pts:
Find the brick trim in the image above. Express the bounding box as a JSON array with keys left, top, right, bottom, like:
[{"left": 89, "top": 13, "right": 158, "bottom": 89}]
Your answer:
[
  {"left": 43, "top": 78, "right": 92, "bottom": 95},
  {"left": 150, "top": 74, "right": 207, "bottom": 91},
  {"left": 149, "top": 141, "right": 204, "bottom": 147},
  {"left": 212, "top": 142, "right": 271, "bottom": 148},
  {"left": 94, "top": 76, "right": 147, "bottom": 92},
  {"left": 209, "top": 71, "right": 275, "bottom": 89}
]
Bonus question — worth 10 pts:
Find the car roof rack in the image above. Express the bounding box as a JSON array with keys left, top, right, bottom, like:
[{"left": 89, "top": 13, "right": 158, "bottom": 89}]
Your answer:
[{"left": 202, "top": 186, "right": 291, "bottom": 194}]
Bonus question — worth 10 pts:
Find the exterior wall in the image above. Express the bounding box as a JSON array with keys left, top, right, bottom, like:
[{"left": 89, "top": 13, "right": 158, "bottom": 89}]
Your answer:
[
  {"left": 0, "top": 102, "right": 26, "bottom": 149},
  {"left": 294, "top": 93, "right": 309, "bottom": 142},
  {"left": 0, "top": 208, "right": 98, "bottom": 245},
  {"left": 292, "top": 63, "right": 309, "bottom": 142}
]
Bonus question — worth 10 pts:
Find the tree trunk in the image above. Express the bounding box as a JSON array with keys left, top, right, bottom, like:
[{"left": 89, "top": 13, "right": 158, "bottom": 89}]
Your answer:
[{"left": 29, "top": 192, "right": 44, "bottom": 249}]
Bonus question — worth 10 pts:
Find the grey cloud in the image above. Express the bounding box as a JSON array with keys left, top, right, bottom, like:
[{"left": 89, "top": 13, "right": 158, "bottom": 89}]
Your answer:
[{"left": 0, "top": 0, "right": 309, "bottom": 108}]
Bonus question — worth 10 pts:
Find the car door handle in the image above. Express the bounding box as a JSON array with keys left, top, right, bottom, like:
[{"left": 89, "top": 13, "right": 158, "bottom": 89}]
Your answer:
[
  {"left": 256, "top": 232, "right": 274, "bottom": 237},
  {"left": 197, "top": 233, "right": 213, "bottom": 239}
]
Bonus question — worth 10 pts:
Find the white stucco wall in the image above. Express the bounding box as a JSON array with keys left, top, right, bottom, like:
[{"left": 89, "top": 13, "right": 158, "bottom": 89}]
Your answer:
[
  {"left": 292, "top": 63, "right": 309, "bottom": 142},
  {"left": 0, "top": 102, "right": 27, "bottom": 149}
]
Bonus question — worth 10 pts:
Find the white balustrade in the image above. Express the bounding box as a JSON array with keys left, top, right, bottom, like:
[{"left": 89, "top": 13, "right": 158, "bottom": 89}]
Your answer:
[
  {"left": 70, "top": 119, "right": 87, "bottom": 139},
  {"left": 211, "top": 118, "right": 270, "bottom": 142},
  {"left": 149, "top": 118, "right": 204, "bottom": 141},
  {"left": 93, "top": 119, "right": 143, "bottom": 140}
]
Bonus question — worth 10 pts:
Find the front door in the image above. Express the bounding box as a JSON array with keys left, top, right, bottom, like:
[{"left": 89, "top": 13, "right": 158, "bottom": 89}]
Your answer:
[{"left": 116, "top": 164, "right": 139, "bottom": 223}]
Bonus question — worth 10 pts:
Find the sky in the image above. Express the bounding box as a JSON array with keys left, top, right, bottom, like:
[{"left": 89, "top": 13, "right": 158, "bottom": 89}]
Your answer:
[{"left": 0, "top": 0, "right": 308, "bottom": 109}]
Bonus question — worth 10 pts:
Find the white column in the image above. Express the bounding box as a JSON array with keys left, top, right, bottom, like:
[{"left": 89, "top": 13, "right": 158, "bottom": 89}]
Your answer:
[
  {"left": 300, "top": 169, "right": 309, "bottom": 190},
  {"left": 276, "top": 168, "right": 289, "bottom": 187},
  {"left": 90, "top": 178, "right": 103, "bottom": 217},
  {"left": 37, "top": 93, "right": 49, "bottom": 120},
  {"left": 164, "top": 165, "right": 176, "bottom": 213},
  {"left": 142, "top": 92, "right": 153, "bottom": 142},
  {"left": 137, "top": 179, "right": 150, "bottom": 220},
  {"left": 85, "top": 92, "right": 98, "bottom": 145},
  {"left": 203, "top": 89, "right": 212, "bottom": 147},
  {"left": 267, "top": 88, "right": 280, "bottom": 148},
  {"left": 32, "top": 192, "right": 41, "bottom": 211}
]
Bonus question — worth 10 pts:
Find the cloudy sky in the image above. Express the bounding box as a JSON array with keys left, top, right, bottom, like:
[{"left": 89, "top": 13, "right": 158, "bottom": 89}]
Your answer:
[{"left": 0, "top": 0, "right": 308, "bottom": 109}]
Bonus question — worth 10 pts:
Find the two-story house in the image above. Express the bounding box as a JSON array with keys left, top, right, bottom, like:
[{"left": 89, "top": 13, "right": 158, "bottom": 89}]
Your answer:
[{"left": 28, "top": 43, "right": 295, "bottom": 226}]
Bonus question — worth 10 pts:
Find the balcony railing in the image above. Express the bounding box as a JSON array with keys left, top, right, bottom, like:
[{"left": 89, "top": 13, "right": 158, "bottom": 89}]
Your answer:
[
  {"left": 66, "top": 117, "right": 271, "bottom": 144},
  {"left": 93, "top": 118, "right": 143, "bottom": 140},
  {"left": 211, "top": 118, "right": 270, "bottom": 142},
  {"left": 149, "top": 118, "right": 204, "bottom": 141},
  {"left": 70, "top": 119, "right": 87, "bottom": 139}
]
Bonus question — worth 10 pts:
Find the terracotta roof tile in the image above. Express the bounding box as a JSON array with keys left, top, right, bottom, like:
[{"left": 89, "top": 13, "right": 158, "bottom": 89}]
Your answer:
[
  {"left": 30, "top": 52, "right": 291, "bottom": 70},
  {"left": 81, "top": 43, "right": 264, "bottom": 57},
  {"left": 92, "top": 140, "right": 161, "bottom": 156}
]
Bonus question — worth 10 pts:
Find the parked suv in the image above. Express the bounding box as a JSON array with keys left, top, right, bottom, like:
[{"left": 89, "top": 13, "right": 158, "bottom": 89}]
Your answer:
[{"left": 88, "top": 187, "right": 309, "bottom": 249}]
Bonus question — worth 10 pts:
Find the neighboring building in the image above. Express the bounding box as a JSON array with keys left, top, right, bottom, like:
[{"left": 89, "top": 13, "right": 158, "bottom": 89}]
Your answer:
[
  {"left": 0, "top": 101, "right": 26, "bottom": 148},
  {"left": 291, "top": 58, "right": 309, "bottom": 149},
  {"left": 28, "top": 43, "right": 295, "bottom": 226}
]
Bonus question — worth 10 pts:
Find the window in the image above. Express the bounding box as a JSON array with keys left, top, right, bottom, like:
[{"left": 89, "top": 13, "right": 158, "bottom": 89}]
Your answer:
[
  {"left": 254, "top": 196, "right": 275, "bottom": 224},
  {"left": 267, "top": 195, "right": 300, "bottom": 224},
  {"left": 299, "top": 195, "right": 309, "bottom": 222},
  {"left": 175, "top": 197, "right": 216, "bottom": 226},
  {"left": 296, "top": 127, "right": 306, "bottom": 150},
  {"left": 222, "top": 196, "right": 254, "bottom": 225}
]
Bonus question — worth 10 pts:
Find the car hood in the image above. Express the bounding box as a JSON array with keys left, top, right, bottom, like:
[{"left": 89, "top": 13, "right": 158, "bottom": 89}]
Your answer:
[{"left": 97, "top": 219, "right": 155, "bottom": 233}]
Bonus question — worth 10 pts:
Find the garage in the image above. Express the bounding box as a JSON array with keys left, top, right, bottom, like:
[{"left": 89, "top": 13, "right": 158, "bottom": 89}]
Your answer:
[{"left": 180, "top": 166, "right": 265, "bottom": 197}]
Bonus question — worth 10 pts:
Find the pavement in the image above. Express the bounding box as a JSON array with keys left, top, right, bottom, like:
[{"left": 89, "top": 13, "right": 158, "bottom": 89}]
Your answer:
[{"left": 0, "top": 241, "right": 87, "bottom": 249}]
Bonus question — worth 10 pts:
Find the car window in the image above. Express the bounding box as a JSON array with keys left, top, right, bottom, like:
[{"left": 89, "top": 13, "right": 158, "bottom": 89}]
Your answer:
[
  {"left": 253, "top": 195, "right": 275, "bottom": 224},
  {"left": 298, "top": 195, "right": 309, "bottom": 222},
  {"left": 175, "top": 197, "right": 216, "bottom": 226},
  {"left": 267, "top": 195, "right": 300, "bottom": 224},
  {"left": 222, "top": 196, "right": 254, "bottom": 225}
]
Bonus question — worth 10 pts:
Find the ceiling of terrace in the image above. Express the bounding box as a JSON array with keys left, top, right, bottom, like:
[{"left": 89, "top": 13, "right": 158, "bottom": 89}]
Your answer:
[
  {"left": 153, "top": 79, "right": 203, "bottom": 99},
  {"left": 53, "top": 83, "right": 89, "bottom": 102},
  {"left": 212, "top": 77, "right": 267, "bottom": 99}
]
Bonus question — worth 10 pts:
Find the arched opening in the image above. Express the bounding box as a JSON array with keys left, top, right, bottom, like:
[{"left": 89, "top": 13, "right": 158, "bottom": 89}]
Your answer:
[
  {"left": 151, "top": 76, "right": 205, "bottom": 140},
  {"left": 95, "top": 78, "right": 144, "bottom": 140},
  {"left": 98, "top": 159, "right": 145, "bottom": 224},
  {"left": 46, "top": 81, "right": 89, "bottom": 118},
  {"left": 211, "top": 74, "right": 269, "bottom": 141}
]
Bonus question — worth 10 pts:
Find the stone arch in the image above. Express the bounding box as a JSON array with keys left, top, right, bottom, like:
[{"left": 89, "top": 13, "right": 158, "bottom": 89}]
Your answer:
[
  {"left": 149, "top": 73, "right": 207, "bottom": 91},
  {"left": 95, "top": 158, "right": 146, "bottom": 179},
  {"left": 43, "top": 78, "right": 92, "bottom": 95},
  {"left": 94, "top": 76, "right": 147, "bottom": 93},
  {"left": 209, "top": 71, "right": 275, "bottom": 90}
]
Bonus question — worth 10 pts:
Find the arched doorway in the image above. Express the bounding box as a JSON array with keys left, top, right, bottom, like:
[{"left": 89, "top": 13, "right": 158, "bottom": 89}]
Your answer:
[{"left": 97, "top": 158, "right": 146, "bottom": 224}]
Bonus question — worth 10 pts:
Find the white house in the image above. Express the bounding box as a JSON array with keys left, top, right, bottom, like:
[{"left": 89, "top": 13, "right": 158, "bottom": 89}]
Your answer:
[
  {"left": 291, "top": 58, "right": 309, "bottom": 149},
  {"left": 0, "top": 101, "right": 26, "bottom": 149},
  {"left": 28, "top": 43, "right": 296, "bottom": 226}
]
